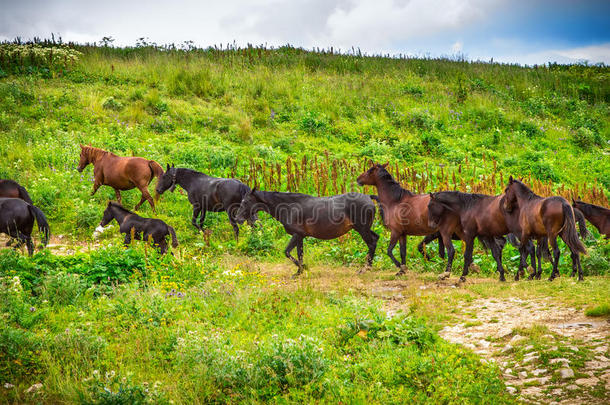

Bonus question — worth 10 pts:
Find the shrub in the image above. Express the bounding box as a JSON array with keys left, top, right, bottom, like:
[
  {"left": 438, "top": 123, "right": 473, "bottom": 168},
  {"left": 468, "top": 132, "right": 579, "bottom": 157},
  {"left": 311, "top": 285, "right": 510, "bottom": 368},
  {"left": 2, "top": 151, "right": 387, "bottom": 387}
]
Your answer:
[
  {"left": 0, "top": 326, "right": 45, "bottom": 380},
  {"left": 517, "top": 121, "right": 543, "bottom": 138},
  {"left": 298, "top": 111, "right": 329, "bottom": 134},
  {"left": 242, "top": 227, "right": 274, "bottom": 257},
  {"left": 571, "top": 127, "right": 603, "bottom": 149},
  {"left": 168, "top": 68, "right": 219, "bottom": 99},
  {"left": 42, "top": 272, "right": 87, "bottom": 306},
  {"left": 393, "top": 140, "right": 417, "bottom": 162},
  {"left": 102, "top": 96, "right": 123, "bottom": 111}
]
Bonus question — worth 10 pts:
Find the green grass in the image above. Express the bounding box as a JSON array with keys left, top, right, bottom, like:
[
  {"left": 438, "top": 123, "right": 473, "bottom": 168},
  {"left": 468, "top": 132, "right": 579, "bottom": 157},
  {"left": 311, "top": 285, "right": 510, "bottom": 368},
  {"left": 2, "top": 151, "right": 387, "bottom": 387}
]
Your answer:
[
  {"left": 0, "top": 41, "right": 609, "bottom": 403},
  {"left": 585, "top": 303, "right": 610, "bottom": 317}
]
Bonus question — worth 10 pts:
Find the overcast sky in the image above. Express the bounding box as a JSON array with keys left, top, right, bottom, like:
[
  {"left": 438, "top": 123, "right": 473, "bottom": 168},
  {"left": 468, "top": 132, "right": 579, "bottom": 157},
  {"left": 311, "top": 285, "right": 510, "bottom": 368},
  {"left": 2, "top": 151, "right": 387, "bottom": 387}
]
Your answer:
[{"left": 1, "top": 0, "right": 609, "bottom": 65}]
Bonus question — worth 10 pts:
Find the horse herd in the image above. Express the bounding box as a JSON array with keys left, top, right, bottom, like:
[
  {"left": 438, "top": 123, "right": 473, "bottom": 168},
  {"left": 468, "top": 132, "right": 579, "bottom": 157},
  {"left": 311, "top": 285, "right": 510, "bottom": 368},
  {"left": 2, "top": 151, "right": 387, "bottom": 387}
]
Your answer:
[{"left": 1, "top": 146, "right": 608, "bottom": 283}]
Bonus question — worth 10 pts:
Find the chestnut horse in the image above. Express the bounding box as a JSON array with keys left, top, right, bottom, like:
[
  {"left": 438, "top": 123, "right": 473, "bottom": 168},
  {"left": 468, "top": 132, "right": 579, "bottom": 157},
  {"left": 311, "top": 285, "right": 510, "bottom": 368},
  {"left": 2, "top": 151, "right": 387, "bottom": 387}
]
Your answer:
[
  {"left": 235, "top": 189, "right": 378, "bottom": 277},
  {"left": 428, "top": 191, "right": 536, "bottom": 282},
  {"left": 77, "top": 145, "right": 164, "bottom": 212},
  {"left": 357, "top": 163, "right": 442, "bottom": 276},
  {"left": 503, "top": 177, "right": 586, "bottom": 281},
  {"left": 573, "top": 199, "right": 609, "bottom": 239}
]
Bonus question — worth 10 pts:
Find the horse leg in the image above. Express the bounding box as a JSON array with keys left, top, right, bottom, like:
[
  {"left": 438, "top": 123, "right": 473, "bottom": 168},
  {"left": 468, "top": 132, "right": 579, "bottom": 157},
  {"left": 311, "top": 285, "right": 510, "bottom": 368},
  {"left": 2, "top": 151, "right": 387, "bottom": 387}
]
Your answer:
[
  {"left": 296, "top": 236, "right": 305, "bottom": 274},
  {"left": 534, "top": 238, "right": 543, "bottom": 280},
  {"left": 123, "top": 233, "right": 132, "bottom": 248},
  {"left": 91, "top": 182, "right": 101, "bottom": 196},
  {"left": 398, "top": 235, "right": 407, "bottom": 274},
  {"left": 489, "top": 238, "right": 505, "bottom": 282},
  {"left": 227, "top": 209, "right": 240, "bottom": 242},
  {"left": 354, "top": 227, "right": 379, "bottom": 274},
  {"left": 191, "top": 205, "right": 202, "bottom": 232},
  {"left": 114, "top": 189, "right": 122, "bottom": 204},
  {"left": 572, "top": 252, "right": 583, "bottom": 282},
  {"left": 548, "top": 236, "right": 560, "bottom": 281},
  {"left": 135, "top": 186, "right": 155, "bottom": 212},
  {"left": 418, "top": 232, "right": 440, "bottom": 261},
  {"left": 285, "top": 234, "right": 301, "bottom": 276},
  {"left": 438, "top": 231, "right": 455, "bottom": 279},
  {"left": 459, "top": 236, "right": 475, "bottom": 282},
  {"left": 387, "top": 233, "right": 403, "bottom": 275}
]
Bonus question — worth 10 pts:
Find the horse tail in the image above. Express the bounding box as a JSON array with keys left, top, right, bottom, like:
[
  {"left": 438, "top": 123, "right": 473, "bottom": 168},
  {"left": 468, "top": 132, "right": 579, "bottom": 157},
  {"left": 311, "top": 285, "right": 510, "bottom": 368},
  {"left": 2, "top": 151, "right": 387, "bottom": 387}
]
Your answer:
[
  {"left": 17, "top": 184, "right": 34, "bottom": 204},
  {"left": 168, "top": 225, "right": 179, "bottom": 248},
  {"left": 28, "top": 204, "right": 50, "bottom": 247},
  {"left": 369, "top": 195, "right": 385, "bottom": 223},
  {"left": 506, "top": 233, "right": 520, "bottom": 248},
  {"left": 573, "top": 208, "right": 590, "bottom": 239},
  {"left": 148, "top": 160, "right": 164, "bottom": 184},
  {"left": 561, "top": 203, "right": 586, "bottom": 255}
]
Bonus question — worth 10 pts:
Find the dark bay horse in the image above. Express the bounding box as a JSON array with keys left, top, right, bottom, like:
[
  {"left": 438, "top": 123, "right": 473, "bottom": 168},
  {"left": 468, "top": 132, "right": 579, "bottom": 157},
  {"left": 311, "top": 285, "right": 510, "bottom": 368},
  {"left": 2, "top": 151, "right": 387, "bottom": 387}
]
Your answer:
[
  {"left": 0, "top": 180, "right": 33, "bottom": 204},
  {"left": 428, "top": 191, "right": 536, "bottom": 282},
  {"left": 573, "top": 199, "right": 609, "bottom": 238},
  {"left": 0, "top": 198, "right": 50, "bottom": 255},
  {"left": 77, "top": 145, "right": 164, "bottom": 212},
  {"left": 100, "top": 202, "right": 178, "bottom": 254},
  {"left": 234, "top": 189, "right": 378, "bottom": 276},
  {"left": 503, "top": 177, "right": 586, "bottom": 281},
  {"left": 0, "top": 179, "right": 34, "bottom": 246},
  {"left": 357, "top": 163, "right": 443, "bottom": 275},
  {"left": 155, "top": 165, "right": 258, "bottom": 240}
]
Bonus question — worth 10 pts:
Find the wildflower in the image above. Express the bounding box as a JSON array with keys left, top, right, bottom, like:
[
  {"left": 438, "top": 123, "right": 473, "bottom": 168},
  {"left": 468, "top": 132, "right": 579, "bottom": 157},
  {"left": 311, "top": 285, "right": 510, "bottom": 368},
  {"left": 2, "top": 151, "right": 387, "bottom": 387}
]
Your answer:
[
  {"left": 4, "top": 383, "right": 14, "bottom": 389},
  {"left": 29, "top": 306, "right": 36, "bottom": 312}
]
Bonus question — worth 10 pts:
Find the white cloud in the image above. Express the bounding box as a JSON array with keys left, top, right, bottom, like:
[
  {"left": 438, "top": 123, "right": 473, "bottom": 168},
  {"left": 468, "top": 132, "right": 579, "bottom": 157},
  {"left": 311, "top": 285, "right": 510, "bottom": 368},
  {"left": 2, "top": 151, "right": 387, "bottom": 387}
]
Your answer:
[
  {"left": 451, "top": 41, "right": 463, "bottom": 53},
  {"left": 490, "top": 42, "right": 610, "bottom": 65}
]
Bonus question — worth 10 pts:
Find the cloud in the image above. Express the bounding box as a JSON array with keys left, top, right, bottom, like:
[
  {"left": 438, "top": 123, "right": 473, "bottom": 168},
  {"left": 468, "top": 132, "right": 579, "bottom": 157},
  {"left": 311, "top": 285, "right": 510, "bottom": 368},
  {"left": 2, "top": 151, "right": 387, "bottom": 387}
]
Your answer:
[
  {"left": 490, "top": 42, "right": 610, "bottom": 65},
  {"left": 451, "top": 41, "right": 463, "bottom": 53}
]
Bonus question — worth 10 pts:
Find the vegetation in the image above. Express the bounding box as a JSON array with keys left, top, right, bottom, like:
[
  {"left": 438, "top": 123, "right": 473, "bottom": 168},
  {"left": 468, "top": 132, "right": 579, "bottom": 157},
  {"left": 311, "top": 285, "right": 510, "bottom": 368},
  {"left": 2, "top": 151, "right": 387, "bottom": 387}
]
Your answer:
[{"left": 0, "top": 39, "right": 608, "bottom": 402}]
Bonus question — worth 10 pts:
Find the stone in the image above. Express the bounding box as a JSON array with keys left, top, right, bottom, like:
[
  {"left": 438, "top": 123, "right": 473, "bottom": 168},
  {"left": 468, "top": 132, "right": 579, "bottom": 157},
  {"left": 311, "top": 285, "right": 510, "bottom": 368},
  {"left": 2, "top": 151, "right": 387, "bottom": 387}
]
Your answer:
[
  {"left": 523, "top": 354, "right": 540, "bottom": 364},
  {"left": 478, "top": 340, "right": 491, "bottom": 348},
  {"left": 549, "top": 358, "right": 570, "bottom": 365},
  {"left": 519, "top": 371, "right": 528, "bottom": 379},
  {"left": 506, "top": 386, "right": 517, "bottom": 395},
  {"left": 26, "top": 383, "right": 43, "bottom": 394},
  {"left": 532, "top": 368, "right": 547, "bottom": 376},
  {"left": 584, "top": 359, "right": 610, "bottom": 370},
  {"left": 505, "top": 368, "right": 513, "bottom": 375},
  {"left": 510, "top": 335, "right": 526, "bottom": 345},
  {"left": 575, "top": 377, "right": 599, "bottom": 387},
  {"left": 559, "top": 368, "right": 574, "bottom": 379},
  {"left": 502, "top": 344, "right": 513, "bottom": 353},
  {"left": 524, "top": 345, "right": 534, "bottom": 352},
  {"left": 497, "top": 328, "right": 513, "bottom": 338},
  {"left": 565, "top": 384, "right": 579, "bottom": 391},
  {"left": 567, "top": 345, "right": 579, "bottom": 352}
]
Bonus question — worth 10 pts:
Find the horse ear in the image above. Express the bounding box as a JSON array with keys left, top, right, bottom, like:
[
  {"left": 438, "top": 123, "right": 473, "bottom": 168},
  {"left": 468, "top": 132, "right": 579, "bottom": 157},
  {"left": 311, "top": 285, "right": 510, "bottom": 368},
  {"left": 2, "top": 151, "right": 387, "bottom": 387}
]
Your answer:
[
  {"left": 172, "top": 163, "right": 175, "bottom": 168},
  {"left": 509, "top": 175, "right": 514, "bottom": 183},
  {"left": 166, "top": 163, "right": 170, "bottom": 171}
]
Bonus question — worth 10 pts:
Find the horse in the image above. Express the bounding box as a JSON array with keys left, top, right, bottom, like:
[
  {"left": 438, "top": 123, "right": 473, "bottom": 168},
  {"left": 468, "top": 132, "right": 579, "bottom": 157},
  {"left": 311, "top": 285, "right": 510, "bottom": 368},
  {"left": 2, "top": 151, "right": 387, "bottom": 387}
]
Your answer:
[
  {"left": 573, "top": 199, "right": 609, "bottom": 238},
  {"left": 356, "top": 163, "right": 443, "bottom": 275},
  {"left": 0, "top": 180, "right": 33, "bottom": 204},
  {"left": 77, "top": 145, "right": 164, "bottom": 212},
  {"left": 100, "top": 201, "right": 178, "bottom": 254},
  {"left": 0, "top": 198, "right": 50, "bottom": 255},
  {"left": 0, "top": 179, "right": 34, "bottom": 246},
  {"left": 234, "top": 188, "right": 379, "bottom": 277},
  {"left": 503, "top": 177, "right": 586, "bottom": 281},
  {"left": 428, "top": 191, "right": 536, "bottom": 282},
  {"left": 155, "top": 165, "right": 258, "bottom": 240}
]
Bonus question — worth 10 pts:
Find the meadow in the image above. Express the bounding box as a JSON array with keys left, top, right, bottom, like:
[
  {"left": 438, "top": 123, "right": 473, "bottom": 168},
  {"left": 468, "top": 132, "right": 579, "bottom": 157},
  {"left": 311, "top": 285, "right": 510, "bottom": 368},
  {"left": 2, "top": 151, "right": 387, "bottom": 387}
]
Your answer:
[{"left": 0, "top": 40, "right": 609, "bottom": 403}]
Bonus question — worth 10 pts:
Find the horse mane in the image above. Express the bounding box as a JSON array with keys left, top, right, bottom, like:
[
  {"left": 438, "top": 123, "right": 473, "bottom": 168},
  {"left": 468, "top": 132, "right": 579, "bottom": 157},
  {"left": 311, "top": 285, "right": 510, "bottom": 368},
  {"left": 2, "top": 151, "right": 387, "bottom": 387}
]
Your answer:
[
  {"left": 377, "top": 167, "right": 413, "bottom": 201},
  {"left": 511, "top": 179, "right": 539, "bottom": 200},
  {"left": 575, "top": 200, "right": 609, "bottom": 215},
  {"left": 256, "top": 190, "right": 312, "bottom": 203},
  {"left": 108, "top": 201, "right": 133, "bottom": 214},
  {"left": 82, "top": 145, "right": 114, "bottom": 160},
  {"left": 434, "top": 191, "right": 488, "bottom": 209}
]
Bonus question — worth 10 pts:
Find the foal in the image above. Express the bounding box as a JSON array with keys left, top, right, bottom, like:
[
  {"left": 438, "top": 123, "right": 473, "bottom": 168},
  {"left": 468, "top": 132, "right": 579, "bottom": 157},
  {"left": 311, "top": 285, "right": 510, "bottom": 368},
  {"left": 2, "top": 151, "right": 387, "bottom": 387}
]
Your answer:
[
  {"left": 357, "top": 163, "right": 442, "bottom": 275},
  {"left": 155, "top": 165, "right": 257, "bottom": 240},
  {"left": 503, "top": 177, "right": 586, "bottom": 281},
  {"left": 573, "top": 199, "right": 609, "bottom": 238},
  {"left": 235, "top": 189, "right": 378, "bottom": 276},
  {"left": 100, "top": 202, "right": 178, "bottom": 254},
  {"left": 77, "top": 145, "right": 164, "bottom": 212}
]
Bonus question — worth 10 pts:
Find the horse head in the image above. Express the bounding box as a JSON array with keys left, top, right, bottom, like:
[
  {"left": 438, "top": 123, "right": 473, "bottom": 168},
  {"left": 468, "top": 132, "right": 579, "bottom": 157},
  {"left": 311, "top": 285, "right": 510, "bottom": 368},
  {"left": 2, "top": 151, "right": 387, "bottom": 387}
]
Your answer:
[
  {"left": 357, "top": 162, "right": 389, "bottom": 186},
  {"left": 427, "top": 192, "right": 454, "bottom": 229},
  {"left": 155, "top": 164, "right": 177, "bottom": 196},
  {"left": 77, "top": 144, "right": 91, "bottom": 172},
  {"left": 235, "top": 187, "right": 260, "bottom": 225}
]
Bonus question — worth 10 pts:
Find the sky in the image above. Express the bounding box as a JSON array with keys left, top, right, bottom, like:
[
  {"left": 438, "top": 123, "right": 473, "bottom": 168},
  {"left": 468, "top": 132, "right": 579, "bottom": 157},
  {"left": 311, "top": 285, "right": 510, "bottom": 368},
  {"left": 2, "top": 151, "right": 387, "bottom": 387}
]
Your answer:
[{"left": 1, "top": 0, "right": 609, "bottom": 65}]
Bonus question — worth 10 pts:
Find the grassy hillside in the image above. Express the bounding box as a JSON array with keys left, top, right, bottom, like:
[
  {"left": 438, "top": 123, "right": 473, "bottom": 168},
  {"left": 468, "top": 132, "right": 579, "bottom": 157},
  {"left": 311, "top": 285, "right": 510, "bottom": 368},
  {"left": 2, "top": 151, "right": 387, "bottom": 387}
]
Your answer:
[{"left": 1, "top": 41, "right": 609, "bottom": 403}]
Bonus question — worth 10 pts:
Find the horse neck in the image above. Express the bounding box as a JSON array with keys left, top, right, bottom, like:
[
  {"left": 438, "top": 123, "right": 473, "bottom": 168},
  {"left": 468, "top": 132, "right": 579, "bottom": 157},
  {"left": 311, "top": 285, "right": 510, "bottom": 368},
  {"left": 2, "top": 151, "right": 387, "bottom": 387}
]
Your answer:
[
  {"left": 374, "top": 173, "right": 409, "bottom": 203},
  {"left": 255, "top": 191, "right": 285, "bottom": 218},
  {"left": 175, "top": 169, "right": 200, "bottom": 191},
  {"left": 513, "top": 183, "right": 539, "bottom": 204},
  {"left": 87, "top": 148, "right": 109, "bottom": 166},
  {"left": 110, "top": 205, "right": 131, "bottom": 224}
]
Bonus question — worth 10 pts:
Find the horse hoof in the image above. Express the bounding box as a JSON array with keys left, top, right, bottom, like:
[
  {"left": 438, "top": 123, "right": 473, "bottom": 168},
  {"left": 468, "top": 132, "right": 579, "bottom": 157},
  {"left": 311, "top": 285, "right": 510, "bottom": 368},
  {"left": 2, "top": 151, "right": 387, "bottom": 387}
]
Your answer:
[
  {"left": 527, "top": 275, "right": 534, "bottom": 281},
  {"left": 459, "top": 276, "right": 467, "bottom": 283},
  {"left": 535, "top": 275, "right": 541, "bottom": 280},
  {"left": 291, "top": 273, "right": 301, "bottom": 279},
  {"left": 395, "top": 270, "right": 406, "bottom": 277},
  {"left": 578, "top": 277, "right": 584, "bottom": 282},
  {"left": 499, "top": 276, "right": 506, "bottom": 282}
]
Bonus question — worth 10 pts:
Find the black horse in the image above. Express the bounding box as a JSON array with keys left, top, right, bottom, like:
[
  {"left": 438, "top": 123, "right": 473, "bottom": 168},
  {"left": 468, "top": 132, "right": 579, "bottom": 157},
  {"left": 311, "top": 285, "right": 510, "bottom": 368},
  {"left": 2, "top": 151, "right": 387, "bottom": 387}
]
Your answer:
[
  {"left": 100, "top": 202, "right": 178, "bottom": 254},
  {"left": 155, "top": 165, "right": 257, "bottom": 240},
  {"left": 0, "top": 198, "right": 50, "bottom": 255},
  {"left": 0, "top": 179, "right": 34, "bottom": 246},
  {"left": 235, "top": 189, "right": 379, "bottom": 276}
]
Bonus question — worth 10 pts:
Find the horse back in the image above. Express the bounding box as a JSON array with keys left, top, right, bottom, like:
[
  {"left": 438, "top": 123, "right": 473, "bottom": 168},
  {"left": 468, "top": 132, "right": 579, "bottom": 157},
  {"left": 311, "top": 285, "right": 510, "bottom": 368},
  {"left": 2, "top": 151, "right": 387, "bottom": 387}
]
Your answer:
[{"left": 392, "top": 193, "right": 433, "bottom": 234}]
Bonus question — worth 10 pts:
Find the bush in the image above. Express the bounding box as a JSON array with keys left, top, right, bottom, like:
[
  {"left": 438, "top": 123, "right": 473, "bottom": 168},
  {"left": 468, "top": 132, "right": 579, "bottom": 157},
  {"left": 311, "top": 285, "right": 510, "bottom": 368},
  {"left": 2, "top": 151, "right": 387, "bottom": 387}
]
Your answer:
[
  {"left": 102, "top": 96, "right": 123, "bottom": 111},
  {"left": 571, "top": 127, "right": 603, "bottom": 149},
  {"left": 298, "top": 111, "right": 329, "bottom": 134},
  {"left": 42, "top": 272, "right": 87, "bottom": 306},
  {"left": 242, "top": 227, "right": 274, "bottom": 257}
]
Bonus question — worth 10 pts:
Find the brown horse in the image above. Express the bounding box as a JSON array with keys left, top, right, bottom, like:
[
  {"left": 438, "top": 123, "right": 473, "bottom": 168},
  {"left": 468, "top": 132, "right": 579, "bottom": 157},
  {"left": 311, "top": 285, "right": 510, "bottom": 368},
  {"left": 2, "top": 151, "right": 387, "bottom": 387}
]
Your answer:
[
  {"left": 77, "top": 145, "right": 164, "bottom": 212},
  {"left": 573, "top": 199, "right": 609, "bottom": 238},
  {"left": 428, "top": 191, "right": 536, "bottom": 282},
  {"left": 357, "top": 163, "right": 441, "bottom": 275},
  {"left": 503, "top": 177, "right": 586, "bottom": 281}
]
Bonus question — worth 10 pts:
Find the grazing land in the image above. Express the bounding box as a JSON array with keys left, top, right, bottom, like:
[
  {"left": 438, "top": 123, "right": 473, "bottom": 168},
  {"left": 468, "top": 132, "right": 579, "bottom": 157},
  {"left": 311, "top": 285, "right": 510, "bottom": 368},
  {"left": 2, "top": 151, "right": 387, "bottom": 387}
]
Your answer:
[{"left": 0, "top": 41, "right": 608, "bottom": 403}]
